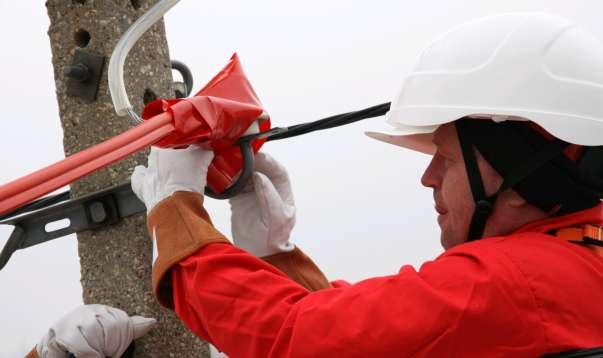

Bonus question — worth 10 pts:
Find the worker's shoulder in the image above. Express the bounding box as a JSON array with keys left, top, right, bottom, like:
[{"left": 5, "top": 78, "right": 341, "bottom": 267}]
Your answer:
[
  {"left": 442, "top": 231, "right": 603, "bottom": 277},
  {"left": 446, "top": 231, "right": 584, "bottom": 259}
]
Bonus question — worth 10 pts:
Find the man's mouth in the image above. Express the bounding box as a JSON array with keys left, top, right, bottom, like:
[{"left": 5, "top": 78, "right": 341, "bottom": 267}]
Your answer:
[
  {"left": 435, "top": 203, "right": 448, "bottom": 215},
  {"left": 433, "top": 192, "right": 448, "bottom": 215}
]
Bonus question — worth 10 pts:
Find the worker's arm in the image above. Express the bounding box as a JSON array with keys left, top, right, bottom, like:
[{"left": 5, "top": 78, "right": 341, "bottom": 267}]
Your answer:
[
  {"left": 228, "top": 151, "right": 331, "bottom": 291},
  {"left": 146, "top": 191, "right": 542, "bottom": 357}
]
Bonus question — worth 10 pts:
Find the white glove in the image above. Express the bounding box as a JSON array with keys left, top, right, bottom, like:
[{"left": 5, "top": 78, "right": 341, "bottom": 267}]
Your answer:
[
  {"left": 131, "top": 145, "right": 214, "bottom": 212},
  {"left": 36, "top": 304, "right": 156, "bottom": 358},
  {"left": 229, "top": 152, "right": 296, "bottom": 257}
]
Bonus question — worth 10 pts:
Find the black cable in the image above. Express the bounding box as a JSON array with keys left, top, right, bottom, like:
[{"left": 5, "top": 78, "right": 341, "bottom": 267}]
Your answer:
[{"left": 267, "top": 102, "right": 390, "bottom": 141}]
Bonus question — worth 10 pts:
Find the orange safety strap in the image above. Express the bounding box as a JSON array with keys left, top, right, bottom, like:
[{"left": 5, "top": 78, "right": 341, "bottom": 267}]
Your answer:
[
  {"left": 584, "top": 225, "right": 603, "bottom": 242},
  {"left": 555, "top": 224, "right": 603, "bottom": 257}
]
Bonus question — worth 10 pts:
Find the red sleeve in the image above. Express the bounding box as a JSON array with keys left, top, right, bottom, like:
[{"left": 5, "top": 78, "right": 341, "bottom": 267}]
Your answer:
[
  {"left": 330, "top": 280, "right": 352, "bottom": 288},
  {"left": 171, "top": 242, "right": 545, "bottom": 357}
]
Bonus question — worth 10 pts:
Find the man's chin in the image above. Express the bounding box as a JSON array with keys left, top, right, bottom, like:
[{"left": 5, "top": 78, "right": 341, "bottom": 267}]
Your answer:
[
  {"left": 438, "top": 219, "right": 452, "bottom": 250},
  {"left": 440, "top": 236, "right": 452, "bottom": 250},
  {"left": 440, "top": 232, "right": 464, "bottom": 250}
]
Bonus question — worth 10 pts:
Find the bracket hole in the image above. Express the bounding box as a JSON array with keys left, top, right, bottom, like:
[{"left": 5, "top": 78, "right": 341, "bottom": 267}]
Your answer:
[
  {"left": 131, "top": 0, "right": 142, "bottom": 10},
  {"left": 72, "top": 0, "right": 86, "bottom": 4},
  {"left": 74, "top": 29, "right": 91, "bottom": 48},
  {"left": 45, "top": 218, "right": 71, "bottom": 233},
  {"left": 143, "top": 88, "right": 157, "bottom": 105}
]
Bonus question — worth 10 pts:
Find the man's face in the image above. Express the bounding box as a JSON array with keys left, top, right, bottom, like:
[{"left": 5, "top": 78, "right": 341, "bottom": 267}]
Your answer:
[{"left": 420, "top": 123, "right": 502, "bottom": 249}]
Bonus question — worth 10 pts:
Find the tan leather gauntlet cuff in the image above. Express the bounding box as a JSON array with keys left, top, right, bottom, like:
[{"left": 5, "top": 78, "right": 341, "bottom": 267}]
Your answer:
[
  {"left": 262, "top": 247, "right": 332, "bottom": 291},
  {"left": 25, "top": 347, "right": 39, "bottom": 358},
  {"left": 148, "top": 191, "right": 230, "bottom": 308}
]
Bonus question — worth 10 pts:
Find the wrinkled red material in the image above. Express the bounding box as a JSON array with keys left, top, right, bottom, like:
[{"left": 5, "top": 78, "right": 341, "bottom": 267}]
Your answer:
[
  {"left": 171, "top": 204, "right": 603, "bottom": 357},
  {"left": 0, "top": 54, "right": 269, "bottom": 215},
  {"left": 142, "top": 53, "right": 270, "bottom": 193}
]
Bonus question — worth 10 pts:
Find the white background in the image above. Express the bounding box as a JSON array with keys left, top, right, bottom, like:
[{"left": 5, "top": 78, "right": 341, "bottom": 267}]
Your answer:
[{"left": 1, "top": 1, "right": 602, "bottom": 356}]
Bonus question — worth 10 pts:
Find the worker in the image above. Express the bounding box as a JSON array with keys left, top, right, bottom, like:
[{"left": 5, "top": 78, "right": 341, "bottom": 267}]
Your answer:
[{"left": 31, "top": 12, "right": 603, "bottom": 357}]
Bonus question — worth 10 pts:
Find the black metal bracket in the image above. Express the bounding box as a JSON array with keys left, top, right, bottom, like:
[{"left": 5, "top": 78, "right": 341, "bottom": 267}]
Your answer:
[
  {"left": 0, "top": 182, "right": 145, "bottom": 271},
  {"left": 204, "top": 140, "right": 255, "bottom": 200},
  {"left": 171, "top": 60, "right": 193, "bottom": 98},
  {"left": 65, "top": 49, "right": 106, "bottom": 103}
]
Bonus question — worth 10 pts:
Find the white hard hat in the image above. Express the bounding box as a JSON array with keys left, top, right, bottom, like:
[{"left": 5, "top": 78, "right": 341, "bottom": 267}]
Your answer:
[{"left": 366, "top": 12, "right": 603, "bottom": 154}]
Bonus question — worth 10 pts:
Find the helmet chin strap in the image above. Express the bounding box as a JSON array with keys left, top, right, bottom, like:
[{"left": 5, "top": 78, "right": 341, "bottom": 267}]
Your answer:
[
  {"left": 455, "top": 117, "right": 601, "bottom": 243},
  {"left": 455, "top": 119, "right": 498, "bottom": 242},
  {"left": 455, "top": 118, "right": 566, "bottom": 242}
]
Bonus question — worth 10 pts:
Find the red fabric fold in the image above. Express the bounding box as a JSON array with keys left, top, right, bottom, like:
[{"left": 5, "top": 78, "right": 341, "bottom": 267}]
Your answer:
[{"left": 142, "top": 53, "right": 271, "bottom": 193}]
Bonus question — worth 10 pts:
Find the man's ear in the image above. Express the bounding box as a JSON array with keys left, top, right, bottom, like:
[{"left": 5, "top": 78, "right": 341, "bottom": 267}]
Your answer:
[
  {"left": 504, "top": 189, "right": 527, "bottom": 209},
  {"left": 501, "top": 188, "right": 560, "bottom": 217}
]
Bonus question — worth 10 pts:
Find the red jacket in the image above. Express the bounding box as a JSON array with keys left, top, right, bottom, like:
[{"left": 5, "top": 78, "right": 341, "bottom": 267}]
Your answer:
[{"left": 170, "top": 204, "right": 603, "bottom": 357}]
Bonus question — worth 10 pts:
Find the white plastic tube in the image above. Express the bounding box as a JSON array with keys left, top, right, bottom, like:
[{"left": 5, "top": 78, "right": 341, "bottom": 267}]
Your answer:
[{"left": 108, "top": 0, "right": 180, "bottom": 122}]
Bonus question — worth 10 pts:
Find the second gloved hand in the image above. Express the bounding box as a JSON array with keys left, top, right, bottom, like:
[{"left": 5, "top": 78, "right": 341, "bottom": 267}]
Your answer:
[
  {"left": 229, "top": 152, "right": 296, "bottom": 257},
  {"left": 35, "top": 304, "right": 155, "bottom": 358}
]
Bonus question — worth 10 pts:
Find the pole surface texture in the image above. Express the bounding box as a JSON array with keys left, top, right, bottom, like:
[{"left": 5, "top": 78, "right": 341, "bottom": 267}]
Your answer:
[{"left": 45, "top": 1, "right": 209, "bottom": 356}]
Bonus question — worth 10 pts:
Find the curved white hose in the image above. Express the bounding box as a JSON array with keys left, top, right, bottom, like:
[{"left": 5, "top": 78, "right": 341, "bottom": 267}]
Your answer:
[{"left": 108, "top": 0, "right": 180, "bottom": 123}]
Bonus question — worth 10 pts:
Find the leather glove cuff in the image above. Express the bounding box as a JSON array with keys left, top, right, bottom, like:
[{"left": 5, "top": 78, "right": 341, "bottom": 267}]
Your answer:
[
  {"left": 148, "top": 191, "right": 230, "bottom": 308},
  {"left": 261, "top": 247, "right": 331, "bottom": 291}
]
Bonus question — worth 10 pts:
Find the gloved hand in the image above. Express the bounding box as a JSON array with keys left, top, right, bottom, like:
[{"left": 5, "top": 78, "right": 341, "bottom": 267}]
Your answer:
[
  {"left": 130, "top": 144, "right": 230, "bottom": 308},
  {"left": 229, "top": 152, "right": 296, "bottom": 257},
  {"left": 131, "top": 145, "right": 214, "bottom": 212},
  {"left": 35, "top": 304, "right": 156, "bottom": 358}
]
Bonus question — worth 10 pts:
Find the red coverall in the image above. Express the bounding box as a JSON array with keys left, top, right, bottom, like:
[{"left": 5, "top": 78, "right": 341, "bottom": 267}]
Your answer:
[{"left": 170, "top": 203, "right": 603, "bottom": 357}]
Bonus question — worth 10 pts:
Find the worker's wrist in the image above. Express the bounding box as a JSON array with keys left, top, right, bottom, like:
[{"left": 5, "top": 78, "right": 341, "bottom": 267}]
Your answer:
[
  {"left": 148, "top": 191, "right": 231, "bottom": 308},
  {"left": 238, "top": 239, "right": 294, "bottom": 258},
  {"left": 261, "top": 246, "right": 331, "bottom": 291},
  {"left": 147, "top": 188, "right": 200, "bottom": 214}
]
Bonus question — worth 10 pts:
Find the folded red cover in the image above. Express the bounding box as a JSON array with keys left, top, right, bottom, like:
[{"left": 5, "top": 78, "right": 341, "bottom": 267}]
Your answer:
[{"left": 142, "top": 53, "right": 270, "bottom": 193}]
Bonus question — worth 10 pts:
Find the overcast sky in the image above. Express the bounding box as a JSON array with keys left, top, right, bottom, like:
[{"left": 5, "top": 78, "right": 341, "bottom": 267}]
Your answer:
[{"left": 1, "top": 0, "right": 603, "bottom": 356}]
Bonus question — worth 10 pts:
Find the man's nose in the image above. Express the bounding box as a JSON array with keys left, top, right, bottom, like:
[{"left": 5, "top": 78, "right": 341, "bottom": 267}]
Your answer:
[{"left": 421, "top": 155, "right": 442, "bottom": 189}]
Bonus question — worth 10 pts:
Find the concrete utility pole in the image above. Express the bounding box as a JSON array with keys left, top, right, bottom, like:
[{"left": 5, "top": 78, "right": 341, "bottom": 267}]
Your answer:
[{"left": 45, "top": 1, "right": 209, "bottom": 356}]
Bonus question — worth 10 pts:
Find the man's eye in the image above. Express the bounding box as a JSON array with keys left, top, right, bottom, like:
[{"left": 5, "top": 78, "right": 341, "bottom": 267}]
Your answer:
[
  {"left": 436, "top": 151, "right": 454, "bottom": 163},
  {"left": 442, "top": 153, "right": 458, "bottom": 167}
]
